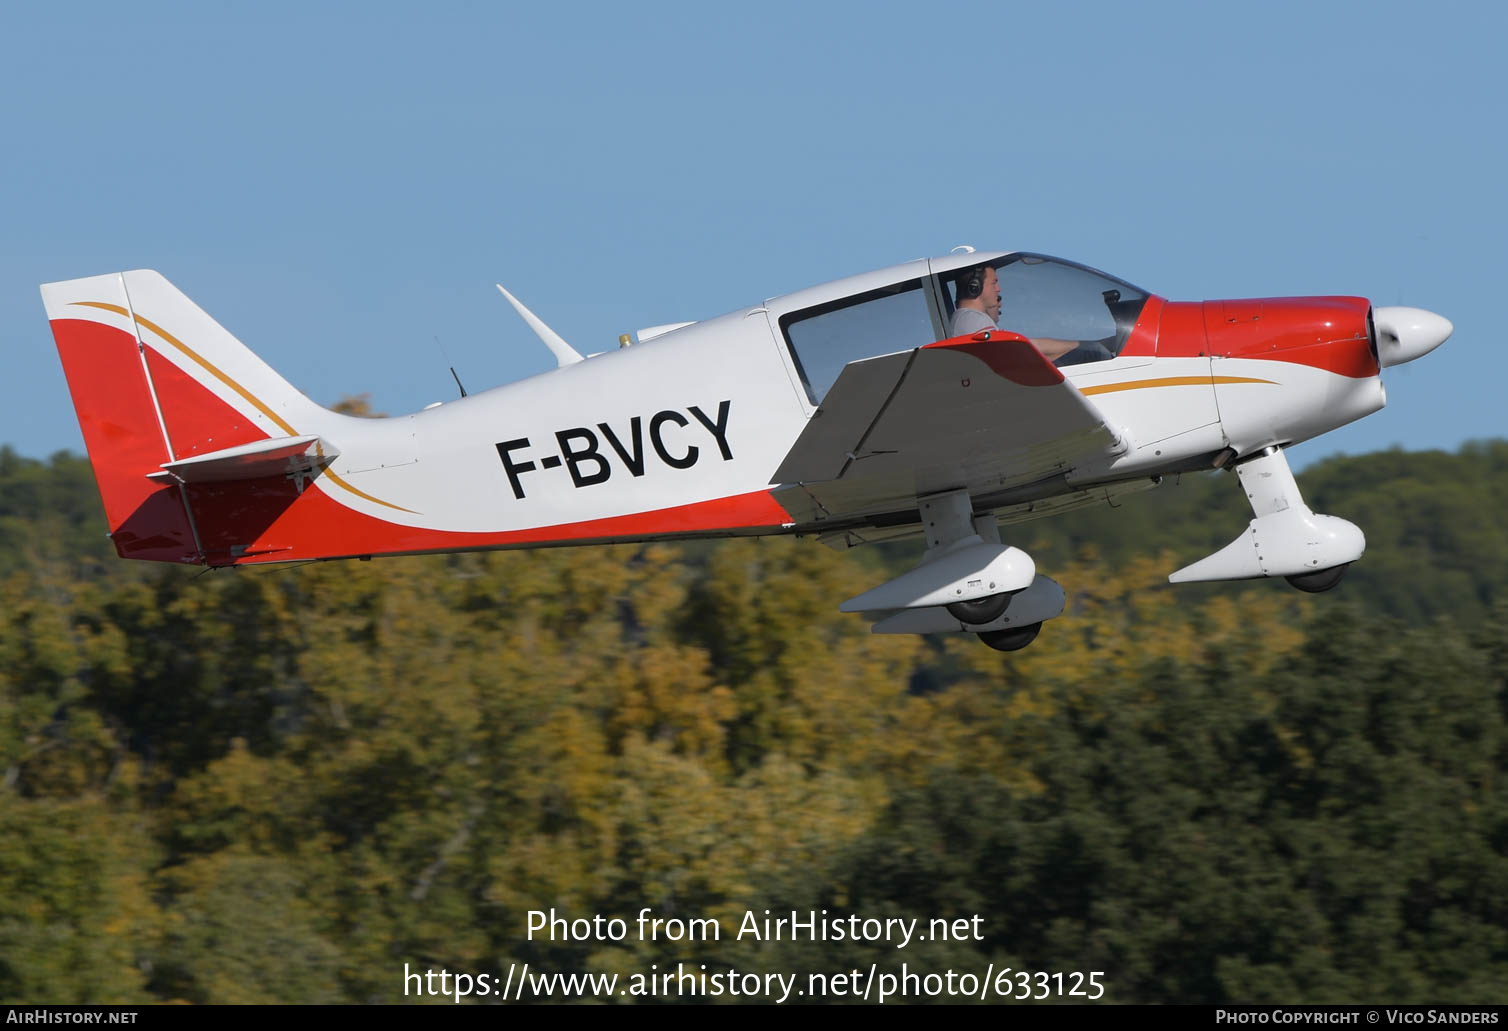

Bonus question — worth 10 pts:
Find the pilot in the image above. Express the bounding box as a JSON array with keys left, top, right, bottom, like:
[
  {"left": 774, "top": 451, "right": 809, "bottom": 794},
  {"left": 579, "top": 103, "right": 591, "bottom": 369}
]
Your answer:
[
  {"left": 950, "top": 264, "right": 1080, "bottom": 362},
  {"left": 949, "top": 264, "right": 1002, "bottom": 336}
]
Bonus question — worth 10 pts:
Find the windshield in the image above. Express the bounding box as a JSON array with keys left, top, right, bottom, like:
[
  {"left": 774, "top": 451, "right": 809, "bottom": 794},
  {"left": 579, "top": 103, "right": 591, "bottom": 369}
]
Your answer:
[{"left": 945, "top": 253, "right": 1149, "bottom": 365}]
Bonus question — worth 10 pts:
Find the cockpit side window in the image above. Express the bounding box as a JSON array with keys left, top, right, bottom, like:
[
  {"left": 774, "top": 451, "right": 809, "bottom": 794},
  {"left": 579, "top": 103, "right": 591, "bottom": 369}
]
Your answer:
[
  {"left": 942, "top": 254, "right": 1149, "bottom": 366},
  {"left": 779, "top": 278, "right": 933, "bottom": 405}
]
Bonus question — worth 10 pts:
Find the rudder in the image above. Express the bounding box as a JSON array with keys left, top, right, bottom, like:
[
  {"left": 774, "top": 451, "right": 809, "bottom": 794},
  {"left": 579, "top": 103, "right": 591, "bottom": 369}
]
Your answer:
[{"left": 42, "top": 273, "right": 200, "bottom": 562}]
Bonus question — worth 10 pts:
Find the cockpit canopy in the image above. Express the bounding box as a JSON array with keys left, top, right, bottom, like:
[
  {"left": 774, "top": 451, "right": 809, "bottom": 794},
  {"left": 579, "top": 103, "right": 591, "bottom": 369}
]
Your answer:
[
  {"left": 778, "top": 252, "right": 1149, "bottom": 404},
  {"left": 945, "top": 253, "right": 1149, "bottom": 360}
]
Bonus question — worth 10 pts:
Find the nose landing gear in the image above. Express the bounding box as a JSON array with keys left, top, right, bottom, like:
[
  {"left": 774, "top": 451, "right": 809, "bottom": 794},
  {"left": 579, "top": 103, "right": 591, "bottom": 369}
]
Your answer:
[{"left": 1170, "top": 446, "right": 1365, "bottom": 591}]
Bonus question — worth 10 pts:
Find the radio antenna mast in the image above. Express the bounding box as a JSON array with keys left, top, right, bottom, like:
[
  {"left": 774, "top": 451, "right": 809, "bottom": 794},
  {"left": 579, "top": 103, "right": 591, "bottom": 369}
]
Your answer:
[{"left": 434, "top": 336, "right": 467, "bottom": 398}]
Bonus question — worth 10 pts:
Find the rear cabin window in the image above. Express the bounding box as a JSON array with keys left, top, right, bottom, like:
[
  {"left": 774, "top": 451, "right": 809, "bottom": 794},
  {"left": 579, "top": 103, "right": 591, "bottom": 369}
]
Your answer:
[{"left": 780, "top": 278, "right": 934, "bottom": 404}]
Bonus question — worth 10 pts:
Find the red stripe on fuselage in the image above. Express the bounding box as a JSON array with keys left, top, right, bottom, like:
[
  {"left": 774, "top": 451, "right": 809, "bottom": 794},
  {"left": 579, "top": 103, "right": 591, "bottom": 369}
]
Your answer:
[{"left": 204, "top": 480, "right": 795, "bottom": 566}]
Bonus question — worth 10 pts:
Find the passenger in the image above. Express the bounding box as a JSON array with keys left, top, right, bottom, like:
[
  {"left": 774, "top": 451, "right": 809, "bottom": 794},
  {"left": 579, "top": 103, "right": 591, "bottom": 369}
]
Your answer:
[{"left": 950, "top": 264, "right": 1080, "bottom": 362}]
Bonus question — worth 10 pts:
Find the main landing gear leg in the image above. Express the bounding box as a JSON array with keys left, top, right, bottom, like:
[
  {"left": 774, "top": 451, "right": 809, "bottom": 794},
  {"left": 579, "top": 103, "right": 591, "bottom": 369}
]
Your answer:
[{"left": 842, "top": 489, "right": 1052, "bottom": 651}]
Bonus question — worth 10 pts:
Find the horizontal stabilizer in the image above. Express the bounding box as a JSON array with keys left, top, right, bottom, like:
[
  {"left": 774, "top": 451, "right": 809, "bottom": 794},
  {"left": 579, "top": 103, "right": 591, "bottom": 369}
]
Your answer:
[{"left": 147, "top": 434, "right": 339, "bottom": 485}]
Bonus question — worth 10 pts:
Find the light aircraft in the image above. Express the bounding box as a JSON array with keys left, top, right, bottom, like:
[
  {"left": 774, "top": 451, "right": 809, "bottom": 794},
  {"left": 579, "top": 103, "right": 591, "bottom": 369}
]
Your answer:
[{"left": 41, "top": 250, "right": 1451, "bottom": 651}]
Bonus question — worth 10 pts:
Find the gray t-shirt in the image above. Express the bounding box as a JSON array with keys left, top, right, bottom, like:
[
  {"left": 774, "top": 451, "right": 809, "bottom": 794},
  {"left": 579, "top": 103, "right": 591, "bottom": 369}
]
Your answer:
[{"left": 950, "top": 306, "right": 997, "bottom": 337}]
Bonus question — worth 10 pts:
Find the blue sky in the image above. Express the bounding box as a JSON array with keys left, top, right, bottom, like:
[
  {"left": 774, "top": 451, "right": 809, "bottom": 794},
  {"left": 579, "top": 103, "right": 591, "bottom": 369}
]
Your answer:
[{"left": 3, "top": 1, "right": 1502, "bottom": 470}]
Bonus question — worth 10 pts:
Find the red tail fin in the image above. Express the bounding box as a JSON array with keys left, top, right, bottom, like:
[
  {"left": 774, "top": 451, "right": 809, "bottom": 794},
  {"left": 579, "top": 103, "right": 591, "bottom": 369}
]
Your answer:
[{"left": 44, "top": 274, "right": 201, "bottom": 563}]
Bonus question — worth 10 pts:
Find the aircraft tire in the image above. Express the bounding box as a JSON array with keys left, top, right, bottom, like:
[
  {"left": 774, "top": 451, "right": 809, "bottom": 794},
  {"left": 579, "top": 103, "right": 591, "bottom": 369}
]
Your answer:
[
  {"left": 1285, "top": 564, "right": 1349, "bottom": 594},
  {"left": 946, "top": 592, "right": 1011, "bottom": 626},
  {"left": 978, "top": 622, "right": 1042, "bottom": 652}
]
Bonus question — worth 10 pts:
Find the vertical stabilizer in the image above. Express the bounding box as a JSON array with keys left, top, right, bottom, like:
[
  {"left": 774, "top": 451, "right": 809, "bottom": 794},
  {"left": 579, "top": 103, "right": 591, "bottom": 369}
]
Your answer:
[{"left": 41, "top": 270, "right": 337, "bottom": 564}]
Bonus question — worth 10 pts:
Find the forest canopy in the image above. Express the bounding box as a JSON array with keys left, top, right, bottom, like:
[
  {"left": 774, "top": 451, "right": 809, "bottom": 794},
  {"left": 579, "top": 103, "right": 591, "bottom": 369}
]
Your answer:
[{"left": 1, "top": 441, "right": 1505, "bottom": 1004}]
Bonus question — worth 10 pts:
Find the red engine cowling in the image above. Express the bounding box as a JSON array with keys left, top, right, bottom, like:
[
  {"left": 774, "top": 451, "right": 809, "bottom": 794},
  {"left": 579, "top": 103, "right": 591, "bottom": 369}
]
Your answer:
[{"left": 1201, "top": 296, "right": 1377, "bottom": 378}]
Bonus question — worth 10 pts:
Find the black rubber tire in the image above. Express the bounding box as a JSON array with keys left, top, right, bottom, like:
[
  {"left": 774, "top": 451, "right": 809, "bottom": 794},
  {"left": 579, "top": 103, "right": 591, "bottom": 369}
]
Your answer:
[
  {"left": 1285, "top": 564, "right": 1349, "bottom": 594},
  {"left": 946, "top": 592, "right": 1011, "bottom": 625},
  {"left": 978, "top": 622, "right": 1042, "bottom": 652}
]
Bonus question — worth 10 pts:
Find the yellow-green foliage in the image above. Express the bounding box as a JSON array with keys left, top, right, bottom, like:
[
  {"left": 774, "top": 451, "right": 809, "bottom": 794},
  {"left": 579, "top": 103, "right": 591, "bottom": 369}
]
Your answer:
[{"left": 2, "top": 443, "right": 1507, "bottom": 1003}]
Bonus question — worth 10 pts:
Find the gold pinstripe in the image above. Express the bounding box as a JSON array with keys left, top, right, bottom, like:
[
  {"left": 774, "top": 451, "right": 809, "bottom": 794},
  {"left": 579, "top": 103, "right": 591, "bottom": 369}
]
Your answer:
[
  {"left": 70, "top": 301, "right": 418, "bottom": 514},
  {"left": 1079, "top": 375, "right": 1276, "bottom": 396}
]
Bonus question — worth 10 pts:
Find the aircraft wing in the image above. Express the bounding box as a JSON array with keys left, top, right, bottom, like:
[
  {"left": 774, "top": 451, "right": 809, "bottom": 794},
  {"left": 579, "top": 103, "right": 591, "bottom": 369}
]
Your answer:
[{"left": 771, "top": 332, "right": 1124, "bottom": 523}]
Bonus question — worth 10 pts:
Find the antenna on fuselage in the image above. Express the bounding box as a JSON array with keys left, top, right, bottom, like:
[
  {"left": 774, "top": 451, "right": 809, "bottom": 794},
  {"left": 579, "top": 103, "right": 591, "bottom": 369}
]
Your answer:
[
  {"left": 433, "top": 336, "right": 468, "bottom": 398},
  {"left": 495, "top": 284, "right": 584, "bottom": 368}
]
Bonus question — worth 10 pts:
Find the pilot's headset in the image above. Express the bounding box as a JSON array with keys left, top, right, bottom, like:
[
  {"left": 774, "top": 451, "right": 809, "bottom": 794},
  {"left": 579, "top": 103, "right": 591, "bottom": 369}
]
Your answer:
[{"left": 956, "top": 265, "right": 987, "bottom": 302}]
